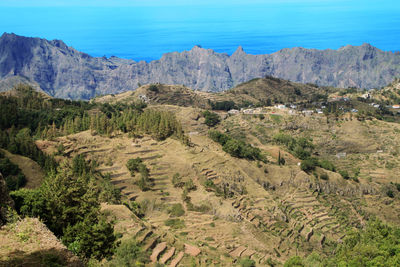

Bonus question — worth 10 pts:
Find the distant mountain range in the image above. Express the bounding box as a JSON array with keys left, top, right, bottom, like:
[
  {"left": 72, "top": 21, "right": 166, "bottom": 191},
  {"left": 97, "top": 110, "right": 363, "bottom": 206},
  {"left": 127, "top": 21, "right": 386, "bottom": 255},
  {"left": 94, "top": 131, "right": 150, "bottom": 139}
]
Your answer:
[{"left": 1, "top": 33, "right": 400, "bottom": 100}]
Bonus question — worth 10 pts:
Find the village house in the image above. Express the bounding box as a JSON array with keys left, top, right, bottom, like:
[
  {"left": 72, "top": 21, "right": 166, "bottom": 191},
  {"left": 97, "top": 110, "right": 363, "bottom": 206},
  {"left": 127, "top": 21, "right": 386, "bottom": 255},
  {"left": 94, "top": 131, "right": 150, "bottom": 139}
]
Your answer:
[
  {"left": 275, "top": 104, "right": 286, "bottom": 109},
  {"left": 242, "top": 108, "right": 254, "bottom": 114},
  {"left": 138, "top": 94, "right": 149, "bottom": 103},
  {"left": 228, "top": 109, "right": 240, "bottom": 115},
  {"left": 302, "top": 110, "right": 314, "bottom": 116}
]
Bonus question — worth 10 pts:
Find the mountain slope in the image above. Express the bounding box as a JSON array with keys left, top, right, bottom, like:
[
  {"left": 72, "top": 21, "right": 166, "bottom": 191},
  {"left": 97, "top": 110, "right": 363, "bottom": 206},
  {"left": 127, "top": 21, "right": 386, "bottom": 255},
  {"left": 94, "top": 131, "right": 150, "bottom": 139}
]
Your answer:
[{"left": 1, "top": 33, "right": 400, "bottom": 99}]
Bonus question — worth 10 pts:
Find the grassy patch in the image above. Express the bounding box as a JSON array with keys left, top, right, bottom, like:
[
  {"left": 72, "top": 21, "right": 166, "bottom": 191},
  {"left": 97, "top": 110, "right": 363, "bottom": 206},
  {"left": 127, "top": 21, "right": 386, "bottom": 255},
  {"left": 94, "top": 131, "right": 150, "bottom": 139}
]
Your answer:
[{"left": 164, "top": 218, "right": 185, "bottom": 229}]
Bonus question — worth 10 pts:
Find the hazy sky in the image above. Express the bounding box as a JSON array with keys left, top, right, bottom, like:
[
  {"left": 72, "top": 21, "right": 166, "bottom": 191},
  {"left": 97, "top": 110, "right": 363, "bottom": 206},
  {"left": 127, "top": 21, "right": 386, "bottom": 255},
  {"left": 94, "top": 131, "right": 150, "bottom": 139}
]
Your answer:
[{"left": 1, "top": 0, "right": 398, "bottom": 7}]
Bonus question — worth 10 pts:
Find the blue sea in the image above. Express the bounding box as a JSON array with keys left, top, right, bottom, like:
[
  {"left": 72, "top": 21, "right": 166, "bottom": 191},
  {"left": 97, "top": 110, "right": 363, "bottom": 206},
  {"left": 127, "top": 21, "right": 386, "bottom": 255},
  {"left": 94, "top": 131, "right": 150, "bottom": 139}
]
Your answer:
[{"left": 1, "top": 1, "right": 399, "bottom": 62}]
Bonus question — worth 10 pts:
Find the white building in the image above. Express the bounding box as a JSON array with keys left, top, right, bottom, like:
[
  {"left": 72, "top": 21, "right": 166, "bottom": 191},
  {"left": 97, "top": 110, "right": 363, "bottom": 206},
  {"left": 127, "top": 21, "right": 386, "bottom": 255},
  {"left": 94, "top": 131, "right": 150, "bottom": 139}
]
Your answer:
[{"left": 228, "top": 109, "right": 240, "bottom": 115}]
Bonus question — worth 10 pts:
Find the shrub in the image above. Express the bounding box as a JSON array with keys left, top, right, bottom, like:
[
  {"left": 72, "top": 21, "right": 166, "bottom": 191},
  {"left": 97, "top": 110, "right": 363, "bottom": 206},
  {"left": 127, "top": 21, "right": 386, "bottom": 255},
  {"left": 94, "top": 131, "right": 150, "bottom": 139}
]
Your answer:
[
  {"left": 126, "top": 158, "right": 143, "bottom": 176},
  {"left": 319, "top": 160, "right": 336, "bottom": 172},
  {"left": 181, "top": 188, "right": 191, "bottom": 203},
  {"left": 137, "top": 175, "right": 149, "bottom": 191},
  {"left": 203, "top": 110, "right": 220, "bottom": 127},
  {"left": 123, "top": 201, "right": 145, "bottom": 218},
  {"left": 211, "top": 100, "right": 236, "bottom": 111},
  {"left": 111, "top": 238, "right": 148, "bottom": 266},
  {"left": 209, "top": 130, "right": 264, "bottom": 161},
  {"left": 172, "top": 173, "right": 184, "bottom": 188},
  {"left": 239, "top": 257, "right": 256, "bottom": 267},
  {"left": 339, "top": 170, "right": 350, "bottom": 180},
  {"left": 395, "top": 183, "right": 400, "bottom": 192},
  {"left": 164, "top": 218, "right": 185, "bottom": 229},
  {"left": 386, "top": 189, "right": 394, "bottom": 198},
  {"left": 5, "top": 173, "right": 26, "bottom": 191},
  {"left": 293, "top": 146, "right": 311, "bottom": 160},
  {"left": 184, "top": 179, "right": 197, "bottom": 191},
  {"left": 320, "top": 172, "right": 329, "bottom": 180},
  {"left": 62, "top": 217, "right": 116, "bottom": 260},
  {"left": 148, "top": 84, "right": 159, "bottom": 92},
  {"left": 300, "top": 158, "right": 319, "bottom": 173},
  {"left": 168, "top": 203, "right": 185, "bottom": 217}
]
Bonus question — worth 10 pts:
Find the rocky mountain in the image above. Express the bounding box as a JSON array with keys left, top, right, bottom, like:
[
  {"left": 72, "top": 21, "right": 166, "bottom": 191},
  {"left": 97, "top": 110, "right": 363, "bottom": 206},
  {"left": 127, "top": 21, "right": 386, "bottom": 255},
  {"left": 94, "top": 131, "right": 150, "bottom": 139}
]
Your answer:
[{"left": 1, "top": 32, "right": 400, "bottom": 100}]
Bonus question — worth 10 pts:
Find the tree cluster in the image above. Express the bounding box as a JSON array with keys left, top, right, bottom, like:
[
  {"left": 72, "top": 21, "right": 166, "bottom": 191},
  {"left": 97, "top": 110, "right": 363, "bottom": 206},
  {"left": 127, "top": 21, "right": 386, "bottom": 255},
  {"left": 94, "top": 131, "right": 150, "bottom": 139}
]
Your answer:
[
  {"left": 0, "top": 151, "right": 26, "bottom": 191},
  {"left": 209, "top": 130, "right": 265, "bottom": 161},
  {"left": 126, "top": 157, "right": 150, "bottom": 191},
  {"left": 211, "top": 100, "right": 237, "bottom": 111},
  {"left": 285, "top": 220, "right": 400, "bottom": 266},
  {"left": 10, "top": 155, "right": 120, "bottom": 260},
  {"left": 203, "top": 110, "right": 221, "bottom": 127}
]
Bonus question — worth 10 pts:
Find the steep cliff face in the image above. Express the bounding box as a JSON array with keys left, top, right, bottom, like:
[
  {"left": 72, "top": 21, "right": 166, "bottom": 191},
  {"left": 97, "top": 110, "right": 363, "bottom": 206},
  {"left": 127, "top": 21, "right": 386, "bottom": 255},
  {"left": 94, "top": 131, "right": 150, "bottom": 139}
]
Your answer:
[{"left": 1, "top": 33, "right": 400, "bottom": 99}]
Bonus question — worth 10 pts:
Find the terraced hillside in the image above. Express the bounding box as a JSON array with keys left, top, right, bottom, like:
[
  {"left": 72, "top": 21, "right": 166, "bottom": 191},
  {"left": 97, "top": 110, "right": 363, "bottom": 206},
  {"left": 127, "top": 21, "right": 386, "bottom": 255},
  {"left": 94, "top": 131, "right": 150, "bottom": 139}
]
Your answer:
[
  {"left": 2, "top": 83, "right": 400, "bottom": 266},
  {"left": 35, "top": 100, "right": 400, "bottom": 266}
]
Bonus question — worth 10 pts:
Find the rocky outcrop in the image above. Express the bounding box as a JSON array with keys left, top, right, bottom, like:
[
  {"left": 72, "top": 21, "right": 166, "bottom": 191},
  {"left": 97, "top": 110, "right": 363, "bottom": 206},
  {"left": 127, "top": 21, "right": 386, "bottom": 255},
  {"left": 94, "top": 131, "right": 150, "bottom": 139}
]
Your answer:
[{"left": 1, "top": 33, "right": 400, "bottom": 100}]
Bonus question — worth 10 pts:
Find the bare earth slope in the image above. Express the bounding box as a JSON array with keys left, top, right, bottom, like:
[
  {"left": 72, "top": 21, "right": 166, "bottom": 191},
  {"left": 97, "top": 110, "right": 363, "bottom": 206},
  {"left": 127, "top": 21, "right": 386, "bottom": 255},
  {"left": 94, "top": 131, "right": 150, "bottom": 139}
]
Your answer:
[
  {"left": 1, "top": 33, "right": 400, "bottom": 99},
  {"left": 37, "top": 100, "right": 400, "bottom": 266}
]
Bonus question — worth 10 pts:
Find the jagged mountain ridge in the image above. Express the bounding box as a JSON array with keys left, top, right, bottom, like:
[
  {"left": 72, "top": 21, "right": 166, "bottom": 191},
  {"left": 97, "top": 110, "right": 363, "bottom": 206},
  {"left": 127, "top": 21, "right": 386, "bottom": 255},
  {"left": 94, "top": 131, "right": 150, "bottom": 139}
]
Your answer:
[{"left": 1, "top": 32, "right": 400, "bottom": 99}]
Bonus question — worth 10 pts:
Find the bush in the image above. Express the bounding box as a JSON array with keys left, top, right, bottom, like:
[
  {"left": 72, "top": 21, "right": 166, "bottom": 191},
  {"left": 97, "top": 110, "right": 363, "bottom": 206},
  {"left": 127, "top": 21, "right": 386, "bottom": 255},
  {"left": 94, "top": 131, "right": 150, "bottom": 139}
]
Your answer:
[
  {"left": 386, "top": 189, "right": 394, "bottom": 198},
  {"left": 300, "top": 158, "right": 319, "bottom": 173},
  {"left": 5, "top": 173, "right": 26, "bottom": 191},
  {"left": 126, "top": 158, "right": 143, "bottom": 176},
  {"left": 203, "top": 111, "right": 220, "bottom": 127},
  {"left": 239, "top": 257, "right": 256, "bottom": 267},
  {"left": 318, "top": 160, "right": 336, "bottom": 172},
  {"left": 164, "top": 218, "right": 185, "bottom": 229},
  {"left": 211, "top": 100, "right": 236, "bottom": 111},
  {"left": 184, "top": 179, "right": 197, "bottom": 191},
  {"left": 395, "top": 183, "right": 400, "bottom": 192},
  {"left": 123, "top": 201, "right": 145, "bottom": 218},
  {"left": 284, "top": 256, "right": 305, "bottom": 267},
  {"left": 320, "top": 172, "right": 329, "bottom": 180},
  {"left": 168, "top": 203, "right": 185, "bottom": 217},
  {"left": 110, "top": 238, "right": 148, "bottom": 266},
  {"left": 62, "top": 217, "right": 116, "bottom": 260},
  {"left": 148, "top": 84, "right": 159, "bottom": 92},
  {"left": 172, "top": 173, "right": 184, "bottom": 188},
  {"left": 339, "top": 170, "right": 350, "bottom": 180},
  {"left": 209, "top": 131, "right": 265, "bottom": 161}
]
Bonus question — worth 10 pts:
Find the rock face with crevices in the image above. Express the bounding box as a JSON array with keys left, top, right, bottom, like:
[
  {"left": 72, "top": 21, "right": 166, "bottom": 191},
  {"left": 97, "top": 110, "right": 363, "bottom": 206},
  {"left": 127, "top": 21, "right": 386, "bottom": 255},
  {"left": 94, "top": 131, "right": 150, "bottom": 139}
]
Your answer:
[{"left": 1, "top": 32, "right": 400, "bottom": 100}]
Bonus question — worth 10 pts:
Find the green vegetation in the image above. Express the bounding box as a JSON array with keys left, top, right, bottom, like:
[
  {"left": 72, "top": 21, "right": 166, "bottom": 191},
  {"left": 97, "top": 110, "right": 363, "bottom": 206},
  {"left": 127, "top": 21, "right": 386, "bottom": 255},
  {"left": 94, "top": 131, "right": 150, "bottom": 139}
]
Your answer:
[
  {"left": 172, "top": 172, "right": 184, "bottom": 188},
  {"left": 320, "top": 172, "right": 329, "bottom": 180},
  {"left": 148, "top": 84, "right": 159, "bottom": 92},
  {"left": 239, "top": 257, "right": 256, "bottom": 267},
  {"left": 0, "top": 85, "right": 189, "bottom": 148},
  {"left": 168, "top": 203, "right": 185, "bottom": 217},
  {"left": 203, "top": 110, "right": 221, "bottom": 127},
  {"left": 209, "top": 130, "right": 265, "bottom": 161},
  {"left": 339, "top": 170, "right": 350, "bottom": 180},
  {"left": 164, "top": 218, "right": 185, "bottom": 229},
  {"left": 211, "top": 100, "right": 236, "bottom": 111},
  {"left": 273, "top": 133, "right": 314, "bottom": 160},
  {"left": 0, "top": 151, "right": 26, "bottom": 191},
  {"left": 108, "top": 238, "right": 148, "bottom": 267},
  {"left": 126, "top": 158, "right": 144, "bottom": 176},
  {"left": 300, "top": 158, "right": 319, "bottom": 173},
  {"left": 0, "top": 128, "right": 57, "bottom": 173},
  {"left": 285, "top": 220, "right": 400, "bottom": 266},
  {"left": 10, "top": 155, "right": 119, "bottom": 260},
  {"left": 126, "top": 158, "right": 150, "bottom": 191}
]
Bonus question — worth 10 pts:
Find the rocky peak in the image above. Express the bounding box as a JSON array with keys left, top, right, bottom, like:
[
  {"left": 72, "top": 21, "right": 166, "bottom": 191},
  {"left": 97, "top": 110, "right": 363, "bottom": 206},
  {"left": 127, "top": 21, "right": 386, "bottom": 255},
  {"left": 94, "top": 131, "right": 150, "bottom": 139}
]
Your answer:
[
  {"left": 1, "top": 33, "right": 400, "bottom": 99},
  {"left": 232, "top": 46, "right": 246, "bottom": 57}
]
